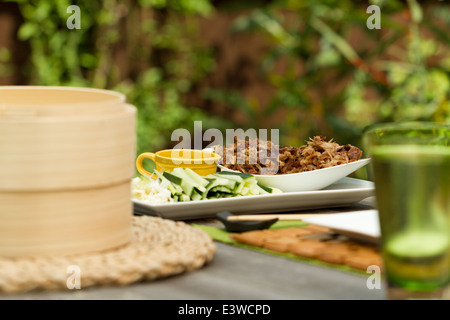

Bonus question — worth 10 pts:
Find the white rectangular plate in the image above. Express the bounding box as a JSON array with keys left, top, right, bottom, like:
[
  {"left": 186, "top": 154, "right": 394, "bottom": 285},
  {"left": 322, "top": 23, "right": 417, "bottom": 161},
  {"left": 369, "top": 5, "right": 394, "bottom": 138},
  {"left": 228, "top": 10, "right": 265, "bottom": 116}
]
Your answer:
[
  {"left": 133, "top": 177, "right": 375, "bottom": 220},
  {"left": 302, "top": 210, "right": 381, "bottom": 244}
]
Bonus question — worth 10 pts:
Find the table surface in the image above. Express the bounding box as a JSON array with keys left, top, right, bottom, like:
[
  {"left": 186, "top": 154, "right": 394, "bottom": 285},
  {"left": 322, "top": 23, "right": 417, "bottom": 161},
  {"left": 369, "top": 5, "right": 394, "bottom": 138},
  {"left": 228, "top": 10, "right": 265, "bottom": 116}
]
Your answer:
[{"left": 0, "top": 196, "right": 386, "bottom": 300}]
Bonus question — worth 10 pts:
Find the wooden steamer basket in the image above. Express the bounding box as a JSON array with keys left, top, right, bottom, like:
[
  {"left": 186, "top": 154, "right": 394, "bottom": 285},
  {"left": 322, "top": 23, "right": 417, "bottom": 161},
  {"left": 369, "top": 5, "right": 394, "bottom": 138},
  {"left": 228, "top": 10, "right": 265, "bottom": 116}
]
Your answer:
[{"left": 0, "top": 87, "right": 136, "bottom": 257}]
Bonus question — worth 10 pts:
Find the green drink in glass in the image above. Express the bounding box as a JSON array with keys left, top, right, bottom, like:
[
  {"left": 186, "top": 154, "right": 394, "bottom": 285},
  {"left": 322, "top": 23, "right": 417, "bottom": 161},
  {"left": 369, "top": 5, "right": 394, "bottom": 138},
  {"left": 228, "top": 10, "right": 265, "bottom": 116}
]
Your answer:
[{"left": 364, "top": 122, "right": 450, "bottom": 300}]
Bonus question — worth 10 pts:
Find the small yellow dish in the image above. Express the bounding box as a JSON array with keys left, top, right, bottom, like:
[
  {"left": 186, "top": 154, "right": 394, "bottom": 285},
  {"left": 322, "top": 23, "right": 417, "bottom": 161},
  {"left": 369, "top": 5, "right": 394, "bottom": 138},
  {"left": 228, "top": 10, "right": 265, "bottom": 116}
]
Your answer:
[{"left": 136, "top": 149, "right": 221, "bottom": 177}]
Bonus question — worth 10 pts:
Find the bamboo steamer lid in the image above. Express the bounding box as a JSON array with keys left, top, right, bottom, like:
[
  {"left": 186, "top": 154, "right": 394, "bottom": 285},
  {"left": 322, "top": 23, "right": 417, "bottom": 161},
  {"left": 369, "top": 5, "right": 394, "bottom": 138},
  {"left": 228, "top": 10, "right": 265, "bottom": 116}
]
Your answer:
[
  {"left": 0, "top": 86, "right": 136, "bottom": 257},
  {"left": 0, "top": 86, "right": 126, "bottom": 117}
]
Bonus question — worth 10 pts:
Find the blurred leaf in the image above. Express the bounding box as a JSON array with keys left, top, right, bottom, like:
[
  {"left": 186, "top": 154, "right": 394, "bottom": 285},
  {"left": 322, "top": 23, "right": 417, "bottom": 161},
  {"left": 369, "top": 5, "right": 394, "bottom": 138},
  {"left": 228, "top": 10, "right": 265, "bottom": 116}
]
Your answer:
[
  {"left": 0, "top": 47, "right": 11, "bottom": 63},
  {"left": 56, "top": 0, "right": 71, "bottom": 18},
  {"left": 204, "top": 88, "right": 256, "bottom": 121},
  {"left": 424, "top": 22, "right": 450, "bottom": 49},
  {"left": 310, "top": 18, "right": 358, "bottom": 62},
  {"left": 139, "top": 0, "right": 167, "bottom": 8},
  {"left": 33, "top": 1, "right": 52, "bottom": 22},
  {"left": 314, "top": 39, "right": 341, "bottom": 67},
  {"left": 407, "top": 0, "right": 423, "bottom": 23},
  {"left": 17, "top": 22, "right": 37, "bottom": 40},
  {"left": 80, "top": 53, "right": 97, "bottom": 69},
  {"left": 170, "top": 0, "right": 213, "bottom": 15}
]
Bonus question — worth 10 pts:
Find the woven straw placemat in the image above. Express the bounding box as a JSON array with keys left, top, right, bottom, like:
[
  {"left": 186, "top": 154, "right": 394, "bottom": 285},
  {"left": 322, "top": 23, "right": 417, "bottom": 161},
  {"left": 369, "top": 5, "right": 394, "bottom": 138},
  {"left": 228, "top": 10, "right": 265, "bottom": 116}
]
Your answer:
[{"left": 0, "top": 216, "right": 216, "bottom": 293}]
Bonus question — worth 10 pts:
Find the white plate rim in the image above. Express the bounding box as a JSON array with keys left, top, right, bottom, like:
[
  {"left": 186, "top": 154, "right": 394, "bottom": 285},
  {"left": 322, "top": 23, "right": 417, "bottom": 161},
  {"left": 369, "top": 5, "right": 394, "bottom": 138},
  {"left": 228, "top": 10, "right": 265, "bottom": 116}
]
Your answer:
[
  {"left": 133, "top": 182, "right": 374, "bottom": 208},
  {"left": 133, "top": 177, "right": 375, "bottom": 220}
]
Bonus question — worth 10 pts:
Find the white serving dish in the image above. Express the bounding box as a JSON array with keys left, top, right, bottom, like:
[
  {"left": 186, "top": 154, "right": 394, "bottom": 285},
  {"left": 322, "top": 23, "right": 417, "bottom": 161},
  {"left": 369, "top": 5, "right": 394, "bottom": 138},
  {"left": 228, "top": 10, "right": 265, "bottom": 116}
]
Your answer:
[{"left": 218, "top": 158, "right": 371, "bottom": 192}]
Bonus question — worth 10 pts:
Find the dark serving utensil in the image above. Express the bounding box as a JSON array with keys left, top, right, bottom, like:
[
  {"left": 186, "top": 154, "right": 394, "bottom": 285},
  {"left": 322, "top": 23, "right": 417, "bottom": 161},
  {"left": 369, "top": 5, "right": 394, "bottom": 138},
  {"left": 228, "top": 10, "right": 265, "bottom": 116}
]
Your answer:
[{"left": 216, "top": 211, "right": 278, "bottom": 233}]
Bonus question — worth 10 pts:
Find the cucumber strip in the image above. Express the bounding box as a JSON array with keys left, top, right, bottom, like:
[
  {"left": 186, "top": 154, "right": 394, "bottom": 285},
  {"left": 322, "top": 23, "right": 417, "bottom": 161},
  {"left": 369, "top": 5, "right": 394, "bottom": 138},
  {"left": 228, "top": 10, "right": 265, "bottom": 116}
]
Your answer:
[
  {"left": 175, "top": 168, "right": 207, "bottom": 193},
  {"left": 210, "top": 186, "right": 233, "bottom": 193},
  {"left": 204, "top": 180, "right": 215, "bottom": 189},
  {"left": 217, "top": 171, "right": 253, "bottom": 180},
  {"left": 270, "top": 187, "right": 283, "bottom": 194},
  {"left": 191, "top": 190, "right": 203, "bottom": 201},
  {"left": 153, "top": 171, "right": 180, "bottom": 197},
  {"left": 184, "top": 168, "right": 209, "bottom": 187},
  {"left": 234, "top": 182, "right": 245, "bottom": 194},
  {"left": 211, "top": 176, "right": 240, "bottom": 190},
  {"left": 163, "top": 171, "right": 182, "bottom": 185},
  {"left": 202, "top": 180, "right": 223, "bottom": 199},
  {"left": 141, "top": 168, "right": 282, "bottom": 202},
  {"left": 207, "top": 191, "right": 220, "bottom": 199},
  {"left": 221, "top": 193, "right": 235, "bottom": 198},
  {"left": 179, "top": 194, "right": 191, "bottom": 202},
  {"left": 152, "top": 170, "right": 165, "bottom": 181},
  {"left": 202, "top": 176, "right": 237, "bottom": 198},
  {"left": 211, "top": 173, "right": 244, "bottom": 184},
  {"left": 166, "top": 184, "right": 177, "bottom": 196},
  {"left": 173, "top": 184, "right": 184, "bottom": 195},
  {"left": 257, "top": 184, "right": 272, "bottom": 193},
  {"left": 170, "top": 168, "right": 203, "bottom": 196},
  {"left": 224, "top": 180, "right": 237, "bottom": 190},
  {"left": 240, "top": 187, "right": 249, "bottom": 195},
  {"left": 254, "top": 185, "right": 268, "bottom": 194},
  {"left": 207, "top": 176, "right": 236, "bottom": 189}
]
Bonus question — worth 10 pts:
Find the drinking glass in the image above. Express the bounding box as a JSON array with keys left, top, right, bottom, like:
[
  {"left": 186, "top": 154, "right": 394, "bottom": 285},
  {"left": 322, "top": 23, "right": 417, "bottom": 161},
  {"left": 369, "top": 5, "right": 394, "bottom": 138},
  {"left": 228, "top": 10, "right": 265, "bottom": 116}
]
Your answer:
[{"left": 363, "top": 122, "right": 450, "bottom": 300}]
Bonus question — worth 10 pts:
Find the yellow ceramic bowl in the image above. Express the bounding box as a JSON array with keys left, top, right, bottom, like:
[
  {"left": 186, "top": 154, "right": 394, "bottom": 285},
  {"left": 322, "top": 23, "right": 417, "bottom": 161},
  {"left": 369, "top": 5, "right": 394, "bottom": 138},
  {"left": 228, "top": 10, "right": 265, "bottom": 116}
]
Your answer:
[{"left": 136, "top": 149, "right": 221, "bottom": 177}]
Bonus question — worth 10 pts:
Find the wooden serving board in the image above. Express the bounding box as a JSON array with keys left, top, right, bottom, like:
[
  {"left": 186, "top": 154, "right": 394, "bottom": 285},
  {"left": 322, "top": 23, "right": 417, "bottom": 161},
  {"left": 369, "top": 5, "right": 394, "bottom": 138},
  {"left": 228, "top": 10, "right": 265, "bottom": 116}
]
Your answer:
[{"left": 231, "top": 224, "right": 382, "bottom": 271}]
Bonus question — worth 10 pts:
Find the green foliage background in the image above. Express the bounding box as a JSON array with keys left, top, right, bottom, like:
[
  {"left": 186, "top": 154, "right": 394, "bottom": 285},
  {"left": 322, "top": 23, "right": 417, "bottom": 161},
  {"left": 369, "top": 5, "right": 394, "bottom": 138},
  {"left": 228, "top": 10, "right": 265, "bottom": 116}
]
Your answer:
[
  {"left": 5, "top": 0, "right": 233, "bottom": 156},
  {"left": 2, "top": 0, "right": 450, "bottom": 157},
  {"left": 210, "top": 0, "right": 450, "bottom": 147}
]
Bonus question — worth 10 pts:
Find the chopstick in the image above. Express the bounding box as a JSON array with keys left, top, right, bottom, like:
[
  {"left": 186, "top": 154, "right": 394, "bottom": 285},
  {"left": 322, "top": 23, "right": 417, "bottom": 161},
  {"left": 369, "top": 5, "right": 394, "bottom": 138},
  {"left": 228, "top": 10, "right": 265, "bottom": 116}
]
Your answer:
[{"left": 226, "top": 213, "right": 332, "bottom": 221}]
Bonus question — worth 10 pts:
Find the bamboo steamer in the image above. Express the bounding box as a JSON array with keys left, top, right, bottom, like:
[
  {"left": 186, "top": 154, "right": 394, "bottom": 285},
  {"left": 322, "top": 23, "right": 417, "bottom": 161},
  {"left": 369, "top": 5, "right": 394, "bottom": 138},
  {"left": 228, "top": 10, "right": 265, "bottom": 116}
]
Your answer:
[{"left": 0, "top": 86, "right": 136, "bottom": 257}]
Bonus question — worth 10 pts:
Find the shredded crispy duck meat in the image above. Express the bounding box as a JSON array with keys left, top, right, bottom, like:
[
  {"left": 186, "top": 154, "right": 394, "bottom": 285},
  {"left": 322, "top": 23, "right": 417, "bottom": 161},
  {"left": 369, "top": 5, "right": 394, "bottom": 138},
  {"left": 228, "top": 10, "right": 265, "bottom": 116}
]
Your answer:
[{"left": 212, "top": 136, "right": 363, "bottom": 175}]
